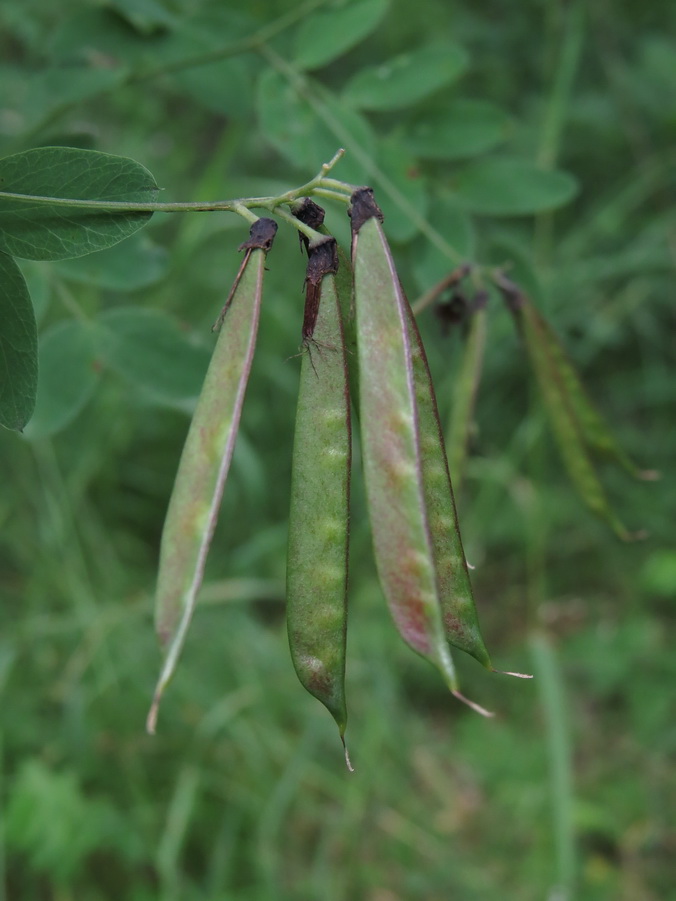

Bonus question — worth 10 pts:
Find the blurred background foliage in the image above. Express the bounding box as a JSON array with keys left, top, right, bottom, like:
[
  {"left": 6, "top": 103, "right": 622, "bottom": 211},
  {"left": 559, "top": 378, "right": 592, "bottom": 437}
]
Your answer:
[{"left": 1, "top": 0, "right": 675, "bottom": 898}]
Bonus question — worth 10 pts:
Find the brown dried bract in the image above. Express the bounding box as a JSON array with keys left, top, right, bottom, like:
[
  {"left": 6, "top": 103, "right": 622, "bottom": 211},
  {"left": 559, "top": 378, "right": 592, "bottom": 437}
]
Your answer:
[
  {"left": 348, "top": 187, "right": 384, "bottom": 235},
  {"left": 302, "top": 237, "right": 339, "bottom": 344},
  {"left": 238, "top": 217, "right": 278, "bottom": 253},
  {"left": 294, "top": 198, "right": 326, "bottom": 254}
]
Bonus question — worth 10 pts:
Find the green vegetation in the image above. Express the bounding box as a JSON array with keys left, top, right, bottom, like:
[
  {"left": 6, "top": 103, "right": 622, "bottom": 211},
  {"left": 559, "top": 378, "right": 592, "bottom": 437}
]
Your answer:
[{"left": 1, "top": 1, "right": 674, "bottom": 899}]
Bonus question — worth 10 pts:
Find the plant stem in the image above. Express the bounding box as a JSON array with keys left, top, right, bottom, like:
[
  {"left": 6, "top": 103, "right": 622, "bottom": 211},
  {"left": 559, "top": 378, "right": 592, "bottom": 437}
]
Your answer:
[
  {"left": 530, "top": 632, "right": 577, "bottom": 901},
  {"left": 0, "top": 150, "right": 351, "bottom": 241}
]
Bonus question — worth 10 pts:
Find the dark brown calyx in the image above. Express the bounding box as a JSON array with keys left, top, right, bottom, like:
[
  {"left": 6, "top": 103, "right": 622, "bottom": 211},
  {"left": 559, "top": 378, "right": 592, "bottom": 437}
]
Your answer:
[
  {"left": 238, "top": 217, "right": 278, "bottom": 253},
  {"left": 293, "top": 197, "right": 326, "bottom": 254},
  {"left": 493, "top": 270, "right": 525, "bottom": 312},
  {"left": 302, "top": 236, "right": 339, "bottom": 343},
  {"left": 348, "top": 187, "right": 384, "bottom": 235}
]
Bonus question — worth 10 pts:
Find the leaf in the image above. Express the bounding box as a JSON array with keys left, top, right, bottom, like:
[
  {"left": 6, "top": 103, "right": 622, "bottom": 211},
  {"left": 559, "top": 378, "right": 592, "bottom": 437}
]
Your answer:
[
  {"left": 256, "top": 69, "right": 375, "bottom": 183},
  {"left": 376, "top": 138, "right": 429, "bottom": 243},
  {"left": 24, "top": 319, "right": 100, "bottom": 439},
  {"left": 404, "top": 99, "right": 511, "bottom": 161},
  {"left": 54, "top": 233, "right": 169, "bottom": 292},
  {"left": 0, "top": 252, "right": 37, "bottom": 432},
  {"left": 293, "top": 0, "right": 390, "bottom": 71},
  {"left": 96, "top": 308, "right": 211, "bottom": 408},
  {"left": 412, "top": 193, "right": 475, "bottom": 290},
  {"left": 13, "top": 66, "right": 127, "bottom": 135},
  {"left": 452, "top": 157, "right": 578, "bottom": 215},
  {"left": 171, "top": 56, "right": 255, "bottom": 119},
  {"left": 343, "top": 41, "right": 468, "bottom": 112},
  {"left": 0, "top": 147, "right": 158, "bottom": 261},
  {"left": 18, "top": 261, "right": 52, "bottom": 322}
]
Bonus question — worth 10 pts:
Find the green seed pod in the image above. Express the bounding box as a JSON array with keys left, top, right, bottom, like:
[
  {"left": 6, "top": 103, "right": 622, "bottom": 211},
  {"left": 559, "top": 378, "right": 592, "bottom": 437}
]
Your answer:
[
  {"left": 404, "top": 301, "right": 492, "bottom": 669},
  {"left": 497, "top": 274, "right": 640, "bottom": 541},
  {"left": 445, "top": 293, "right": 488, "bottom": 492},
  {"left": 147, "top": 218, "right": 277, "bottom": 733},
  {"left": 350, "top": 187, "right": 491, "bottom": 715},
  {"left": 286, "top": 234, "right": 352, "bottom": 767}
]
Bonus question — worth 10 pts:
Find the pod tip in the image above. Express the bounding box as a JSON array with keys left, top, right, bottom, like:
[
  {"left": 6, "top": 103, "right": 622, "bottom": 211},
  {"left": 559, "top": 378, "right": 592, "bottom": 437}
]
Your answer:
[
  {"left": 341, "top": 736, "right": 355, "bottom": 773},
  {"left": 638, "top": 469, "right": 660, "bottom": 481},
  {"left": 146, "top": 696, "right": 160, "bottom": 735},
  {"left": 452, "top": 689, "right": 495, "bottom": 718},
  {"left": 492, "top": 668, "right": 533, "bottom": 679}
]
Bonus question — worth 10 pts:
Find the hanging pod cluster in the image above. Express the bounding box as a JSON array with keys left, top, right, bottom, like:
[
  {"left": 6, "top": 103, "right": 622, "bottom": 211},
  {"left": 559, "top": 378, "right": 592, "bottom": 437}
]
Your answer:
[{"left": 148, "top": 192, "right": 530, "bottom": 760}]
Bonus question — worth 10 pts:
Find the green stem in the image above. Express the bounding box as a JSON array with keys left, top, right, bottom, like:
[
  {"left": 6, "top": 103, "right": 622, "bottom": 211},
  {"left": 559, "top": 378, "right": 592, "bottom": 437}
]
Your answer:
[
  {"left": 530, "top": 632, "right": 577, "bottom": 901},
  {"left": 537, "top": 0, "right": 586, "bottom": 171},
  {"left": 0, "top": 151, "right": 350, "bottom": 239}
]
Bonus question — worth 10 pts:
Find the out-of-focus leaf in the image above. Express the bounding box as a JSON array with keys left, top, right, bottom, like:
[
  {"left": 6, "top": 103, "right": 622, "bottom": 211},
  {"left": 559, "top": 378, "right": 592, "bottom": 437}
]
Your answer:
[
  {"left": 54, "top": 233, "right": 169, "bottom": 291},
  {"left": 24, "top": 319, "right": 100, "bottom": 439},
  {"left": 452, "top": 158, "right": 578, "bottom": 215},
  {"left": 172, "top": 56, "right": 255, "bottom": 119},
  {"left": 107, "top": 0, "right": 177, "bottom": 34},
  {"left": 96, "top": 307, "right": 210, "bottom": 407},
  {"left": 412, "top": 193, "right": 475, "bottom": 290},
  {"left": 343, "top": 42, "right": 468, "bottom": 111},
  {"left": 377, "top": 138, "right": 429, "bottom": 243},
  {"left": 0, "top": 147, "right": 158, "bottom": 261},
  {"left": 0, "top": 252, "right": 37, "bottom": 431},
  {"left": 404, "top": 100, "right": 511, "bottom": 160},
  {"left": 9, "top": 66, "right": 127, "bottom": 135},
  {"left": 256, "top": 69, "right": 374, "bottom": 183},
  {"left": 18, "top": 261, "right": 52, "bottom": 322},
  {"left": 293, "top": 0, "right": 390, "bottom": 71}
]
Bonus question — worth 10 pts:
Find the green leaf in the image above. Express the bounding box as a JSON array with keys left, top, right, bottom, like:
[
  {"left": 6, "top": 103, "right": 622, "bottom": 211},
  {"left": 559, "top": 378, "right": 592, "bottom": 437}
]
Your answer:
[
  {"left": 256, "top": 70, "right": 375, "bottom": 183},
  {"left": 293, "top": 0, "right": 390, "bottom": 70},
  {"left": 452, "top": 158, "right": 578, "bottom": 215},
  {"left": 53, "top": 233, "right": 169, "bottom": 292},
  {"left": 404, "top": 100, "right": 511, "bottom": 160},
  {"left": 97, "top": 308, "right": 211, "bottom": 408},
  {"left": 412, "top": 194, "right": 475, "bottom": 290},
  {"left": 24, "top": 319, "right": 100, "bottom": 439},
  {"left": 18, "top": 261, "right": 52, "bottom": 322},
  {"left": 0, "top": 147, "right": 158, "bottom": 261},
  {"left": 376, "top": 138, "right": 429, "bottom": 243},
  {"left": 12, "top": 66, "right": 127, "bottom": 135},
  {"left": 0, "top": 252, "right": 37, "bottom": 432},
  {"left": 171, "top": 56, "right": 255, "bottom": 119},
  {"left": 343, "top": 41, "right": 468, "bottom": 112}
]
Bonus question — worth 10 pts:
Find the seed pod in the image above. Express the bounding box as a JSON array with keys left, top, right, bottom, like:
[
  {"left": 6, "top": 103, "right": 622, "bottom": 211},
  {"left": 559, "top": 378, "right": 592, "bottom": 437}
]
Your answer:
[
  {"left": 404, "top": 301, "right": 491, "bottom": 669},
  {"left": 527, "top": 305, "right": 656, "bottom": 481},
  {"left": 445, "top": 292, "right": 488, "bottom": 492},
  {"left": 497, "top": 274, "right": 639, "bottom": 540},
  {"left": 147, "top": 218, "right": 277, "bottom": 733},
  {"left": 350, "top": 187, "right": 491, "bottom": 715},
  {"left": 286, "top": 234, "right": 352, "bottom": 765}
]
